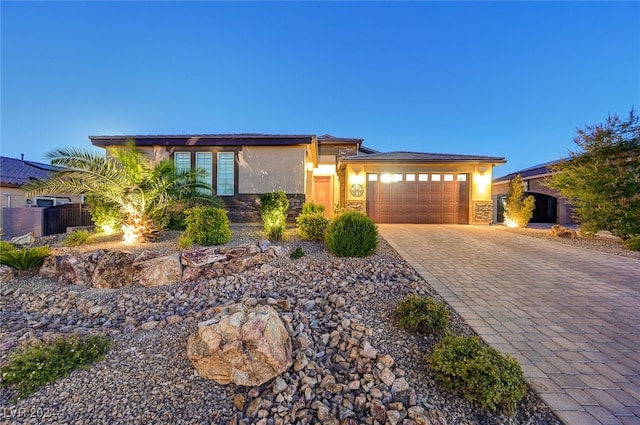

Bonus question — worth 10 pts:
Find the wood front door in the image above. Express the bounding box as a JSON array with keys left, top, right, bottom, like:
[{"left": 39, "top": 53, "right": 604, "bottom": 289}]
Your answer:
[{"left": 313, "top": 176, "right": 332, "bottom": 217}]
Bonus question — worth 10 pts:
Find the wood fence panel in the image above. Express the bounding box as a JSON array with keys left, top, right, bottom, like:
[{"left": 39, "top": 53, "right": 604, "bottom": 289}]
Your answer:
[{"left": 43, "top": 204, "right": 93, "bottom": 236}]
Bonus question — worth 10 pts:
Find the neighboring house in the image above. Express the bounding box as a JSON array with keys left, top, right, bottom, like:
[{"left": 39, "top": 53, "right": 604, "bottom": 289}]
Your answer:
[
  {"left": 90, "top": 134, "right": 506, "bottom": 225},
  {"left": 1, "top": 156, "right": 68, "bottom": 208},
  {"left": 1, "top": 156, "right": 85, "bottom": 237},
  {"left": 492, "top": 160, "right": 575, "bottom": 225}
]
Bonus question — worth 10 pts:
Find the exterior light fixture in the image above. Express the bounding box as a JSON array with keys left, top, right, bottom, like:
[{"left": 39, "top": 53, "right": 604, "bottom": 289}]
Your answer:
[{"left": 350, "top": 173, "right": 364, "bottom": 185}]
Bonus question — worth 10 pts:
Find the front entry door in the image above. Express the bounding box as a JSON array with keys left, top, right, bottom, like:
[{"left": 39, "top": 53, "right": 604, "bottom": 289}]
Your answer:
[{"left": 313, "top": 176, "right": 332, "bottom": 217}]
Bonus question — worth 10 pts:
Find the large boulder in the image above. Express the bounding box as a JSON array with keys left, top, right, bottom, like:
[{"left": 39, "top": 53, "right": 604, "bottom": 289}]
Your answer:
[
  {"left": 187, "top": 303, "right": 292, "bottom": 386},
  {"left": 133, "top": 254, "right": 182, "bottom": 287},
  {"left": 10, "top": 232, "right": 35, "bottom": 246},
  {"left": 181, "top": 247, "right": 227, "bottom": 268},
  {"left": 92, "top": 251, "right": 136, "bottom": 289},
  {"left": 57, "top": 252, "right": 96, "bottom": 286}
]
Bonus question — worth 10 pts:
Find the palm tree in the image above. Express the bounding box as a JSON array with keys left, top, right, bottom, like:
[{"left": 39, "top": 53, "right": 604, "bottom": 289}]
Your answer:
[{"left": 24, "top": 144, "right": 224, "bottom": 245}]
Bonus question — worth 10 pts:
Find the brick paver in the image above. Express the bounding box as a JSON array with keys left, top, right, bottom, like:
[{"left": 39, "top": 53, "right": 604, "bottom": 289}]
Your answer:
[{"left": 379, "top": 224, "right": 640, "bottom": 425}]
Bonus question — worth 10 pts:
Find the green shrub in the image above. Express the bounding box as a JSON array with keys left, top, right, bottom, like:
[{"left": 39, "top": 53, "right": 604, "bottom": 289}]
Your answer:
[
  {"left": 325, "top": 211, "right": 378, "bottom": 257},
  {"left": 428, "top": 335, "right": 526, "bottom": 414},
  {"left": 0, "top": 240, "right": 17, "bottom": 254},
  {"left": 296, "top": 207, "right": 329, "bottom": 241},
  {"left": 0, "top": 247, "right": 51, "bottom": 270},
  {"left": 302, "top": 201, "right": 325, "bottom": 215},
  {"left": 0, "top": 334, "right": 112, "bottom": 401},
  {"left": 87, "top": 197, "right": 123, "bottom": 234},
  {"left": 63, "top": 230, "right": 92, "bottom": 247},
  {"left": 163, "top": 197, "right": 227, "bottom": 231},
  {"left": 290, "top": 246, "right": 305, "bottom": 259},
  {"left": 179, "top": 206, "right": 232, "bottom": 247},
  {"left": 503, "top": 174, "right": 535, "bottom": 228},
  {"left": 625, "top": 235, "right": 640, "bottom": 251},
  {"left": 260, "top": 191, "right": 289, "bottom": 241},
  {"left": 394, "top": 294, "right": 449, "bottom": 334}
]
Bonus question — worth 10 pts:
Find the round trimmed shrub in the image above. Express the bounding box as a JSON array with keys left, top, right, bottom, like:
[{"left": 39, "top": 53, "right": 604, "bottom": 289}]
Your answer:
[
  {"left": 394, "top": 294, "right": 449, "bottom": 334},
  {"left": 428, "top": 335, "right": 526, "bottom": 414},
  {"left": 179, "top": 206, "right": 231, "bottom": 247},
  {"left": 325, "top": 211, "right": 378, "bottom": 257}
]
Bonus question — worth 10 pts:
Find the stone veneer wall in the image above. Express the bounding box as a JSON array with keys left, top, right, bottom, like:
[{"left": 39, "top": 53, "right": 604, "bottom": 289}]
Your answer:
[
  {"left": 222, "top": 194, "right": 305, "bottom": 223},
  {"left": 346, "top": 201, "right": 364, "bottom": 213},
  {"left": 474, "top": 202, "right": 493, "bottom": 223}
]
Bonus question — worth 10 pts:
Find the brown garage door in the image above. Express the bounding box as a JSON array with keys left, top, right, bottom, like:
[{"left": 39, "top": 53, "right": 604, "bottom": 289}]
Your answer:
[{"left": 366, "top": 173, "right": 469, "bottom": 224}]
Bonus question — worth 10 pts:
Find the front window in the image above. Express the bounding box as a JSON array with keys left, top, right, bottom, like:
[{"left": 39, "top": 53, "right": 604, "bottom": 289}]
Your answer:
[
  {"left": 217, "top": 152, "right": 235, "bottom": 196},
  {"left": 196, "top": 152, "right": 213, "bottom": 194},
  {"left": 174, "top": 152, "right": 191, "bottom": 174}
]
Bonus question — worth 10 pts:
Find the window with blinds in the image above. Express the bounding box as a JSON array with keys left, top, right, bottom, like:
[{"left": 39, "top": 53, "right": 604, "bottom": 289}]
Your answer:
[
  {"left": 217, "top": 152, "right": 234, "bottom": 196},
  {"left": 174, "top": 152, "right": 191, "bottom": 174},
  {"left": 195, "top": 152, "right": 213, "bottom": 194}
]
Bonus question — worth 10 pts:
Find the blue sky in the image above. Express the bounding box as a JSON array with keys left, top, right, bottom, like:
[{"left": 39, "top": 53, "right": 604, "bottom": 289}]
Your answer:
[{"left": 2, "top": 1, "right": 639, "bottom": 177}]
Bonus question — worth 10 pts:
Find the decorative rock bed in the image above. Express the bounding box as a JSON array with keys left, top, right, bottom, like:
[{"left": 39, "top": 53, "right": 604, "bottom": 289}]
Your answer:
[{"left": 38, "top": 241, "right": 290, "bottom": 288}]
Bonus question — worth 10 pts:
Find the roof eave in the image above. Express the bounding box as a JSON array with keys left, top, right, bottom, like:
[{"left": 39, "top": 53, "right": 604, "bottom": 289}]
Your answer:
[
  {"left": 90, "top": 134, "right": 316, "bottom": 148},
  {"left": 340, "top": 157, "right": 507, "bottom": 164}
]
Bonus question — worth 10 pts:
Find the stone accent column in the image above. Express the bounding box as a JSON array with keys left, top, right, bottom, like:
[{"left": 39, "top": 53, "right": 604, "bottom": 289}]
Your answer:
[{"left": 473, "top": 202, "right": 493, "bottom": 223}]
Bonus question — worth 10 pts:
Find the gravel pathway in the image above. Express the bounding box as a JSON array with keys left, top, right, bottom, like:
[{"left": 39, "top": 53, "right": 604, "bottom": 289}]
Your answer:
[{"left": 0, "top": 226, "right": 569, "bottom": 424}]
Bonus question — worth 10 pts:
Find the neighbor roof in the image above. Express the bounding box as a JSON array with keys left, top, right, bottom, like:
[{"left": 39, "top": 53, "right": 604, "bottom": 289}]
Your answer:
[
  {"left": 90, "top": 134, "right": 316, "bottom": 147},
  {"left": 493, "top": 159, "right": 567, "bottom": 182},
  {"left": 341, "top": 151, "right": 506, "bottom": 164},
  {"left": 0, "top": 156, "right": 61, "bottom": 186}
]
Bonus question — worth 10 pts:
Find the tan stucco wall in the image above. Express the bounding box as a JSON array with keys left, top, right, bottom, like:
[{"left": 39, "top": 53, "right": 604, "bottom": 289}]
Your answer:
[
  {"left": 238, "top": 146, "right": 307, "bottom": 194},
  {"left": 343, "top": 162, "right": 499, "bottom": 224}
]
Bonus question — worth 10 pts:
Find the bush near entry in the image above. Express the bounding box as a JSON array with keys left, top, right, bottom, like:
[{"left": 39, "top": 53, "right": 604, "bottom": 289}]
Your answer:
[
  {"left": 325, "top": 211, "right": 378, "bottom": 257},
  {"left": 296, "top": 202, "right": 329, "bottom": 241}
]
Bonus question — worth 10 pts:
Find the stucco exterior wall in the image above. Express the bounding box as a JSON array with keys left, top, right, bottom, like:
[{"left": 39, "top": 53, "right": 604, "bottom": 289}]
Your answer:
[
  {"left": 2, "top": 207, "right": 44, "bottom": 238},
  {"left": 238, "top": 146, "right": 306, "bottom": 194}
]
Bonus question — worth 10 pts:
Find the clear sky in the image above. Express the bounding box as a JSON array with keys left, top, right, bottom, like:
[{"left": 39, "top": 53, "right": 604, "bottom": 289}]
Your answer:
[{"left": 2, "top": 1, "right": 639, "bottom": 177}]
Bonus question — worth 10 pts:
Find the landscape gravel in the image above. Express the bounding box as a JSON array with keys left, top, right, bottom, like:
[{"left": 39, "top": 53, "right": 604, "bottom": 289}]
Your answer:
[{"left": 0, "top": 226, "right": 573, "bottom": 425}]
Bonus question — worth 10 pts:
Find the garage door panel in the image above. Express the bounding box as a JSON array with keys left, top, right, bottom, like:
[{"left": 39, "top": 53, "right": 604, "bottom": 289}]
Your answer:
[
  {"left": 429, "top": 183, "right": 444, "bottom": 193},
  {"left": 366, "top": 173, "right": 469, "bottom": 224},
  {"left": 443, "top": 205, "right": 456, "bottom": 214},
  {"left": 442, "top": 193, "right": 456, "bottom": 202}
]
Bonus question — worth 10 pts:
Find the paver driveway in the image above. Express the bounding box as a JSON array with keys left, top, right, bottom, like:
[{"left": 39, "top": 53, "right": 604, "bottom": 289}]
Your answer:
[{"left": 379, "top": 224, "right": 640, "bottom": 425}]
